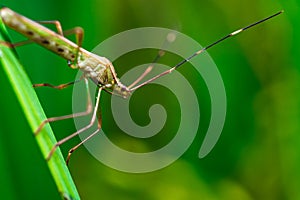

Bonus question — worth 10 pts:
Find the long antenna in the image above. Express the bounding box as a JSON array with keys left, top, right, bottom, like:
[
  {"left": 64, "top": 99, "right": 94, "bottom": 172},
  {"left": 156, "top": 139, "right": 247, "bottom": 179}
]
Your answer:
[
  {"left": 130, "top": 10, "right": 283, "bottom": 91},
  {"left": 128, "top": 32, "right": 177, "bottom": 89}
]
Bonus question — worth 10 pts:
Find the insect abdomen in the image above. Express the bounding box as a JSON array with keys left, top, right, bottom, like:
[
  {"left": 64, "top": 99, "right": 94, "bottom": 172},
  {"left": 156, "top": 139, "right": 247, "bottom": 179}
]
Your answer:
[{"left": 0, "top": 7, "right": 79, "bottom": 61}]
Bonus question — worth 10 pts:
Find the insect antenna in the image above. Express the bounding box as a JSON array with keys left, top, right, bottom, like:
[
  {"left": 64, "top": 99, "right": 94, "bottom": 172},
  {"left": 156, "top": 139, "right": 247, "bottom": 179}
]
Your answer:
[
  {"left": 127, "top": 31, "right": 177, "bottom": 89},
  {"left": 129, "top": 10, "right": 283, "bottom": 91}
]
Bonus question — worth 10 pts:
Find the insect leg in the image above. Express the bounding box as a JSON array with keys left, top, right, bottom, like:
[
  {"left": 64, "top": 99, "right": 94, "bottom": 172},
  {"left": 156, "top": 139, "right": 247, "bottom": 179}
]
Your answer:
[
  {"left": 36, "top": 21, "right": 84, "bottom": 48},
  {"left": 65, "top": 113, "right": 102, "bottom": 165},
  {"left": 34, "top": 78, "right": 92, "bottom": 135},
  {"left": 37, "top": 24, "right": 84, "bottom": 49},
  {"left": 63, "top": 27, "right": 84, "bottom": 48},
  {"left": 37, "top": 21, "right": 84, "bottom": 68},
  {"left": 36, "top": 20, "right": 64, "bottom": 35},
  {"left": 62, "top": 27, "right": 84, "bottom": 69},
  {"left": 66, "top": 100, "right": 103, "bottom": 164},
  {"left": 0, "top": 40, "right": 32, "bottom": 47},
  {"left": 33, "top": 78, "right": 82, "bottom": 90},
  {"left": 66, "top": 128, "right": 101, "bottom": 165},
  {"left": 46, "top": 87, "right": 102, "bottom": 161}
]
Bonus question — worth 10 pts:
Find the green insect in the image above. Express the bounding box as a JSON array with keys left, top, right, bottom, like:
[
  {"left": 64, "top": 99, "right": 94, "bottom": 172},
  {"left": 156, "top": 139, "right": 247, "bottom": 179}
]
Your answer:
[{"left": 0, "top": 6, "right": 283, "bottom": 164}]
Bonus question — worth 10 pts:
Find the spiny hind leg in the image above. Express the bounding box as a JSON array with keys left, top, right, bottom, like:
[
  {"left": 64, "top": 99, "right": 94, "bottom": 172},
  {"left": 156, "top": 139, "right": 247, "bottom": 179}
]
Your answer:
[
  {"left": 46, "top": 87, "right": 103, "bottom": 161},
  {"left": 34, "top": 78, "right": 92, "bottom": 135}
]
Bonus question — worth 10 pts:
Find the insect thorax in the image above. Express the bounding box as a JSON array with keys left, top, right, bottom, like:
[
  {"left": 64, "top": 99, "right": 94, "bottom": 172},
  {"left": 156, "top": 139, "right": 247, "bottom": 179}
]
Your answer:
[
  {"left": 77, "top": 52, "right": 131, "bottom": 98},
  {"left": 77, "top": 52, "right": 111, "bottom": 82}
]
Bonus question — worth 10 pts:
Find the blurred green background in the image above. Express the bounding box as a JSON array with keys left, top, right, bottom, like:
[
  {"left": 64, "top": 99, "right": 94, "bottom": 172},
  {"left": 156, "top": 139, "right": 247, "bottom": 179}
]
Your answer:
[{"left": 0, "top": 0, "right": 299, "bottom": 199}]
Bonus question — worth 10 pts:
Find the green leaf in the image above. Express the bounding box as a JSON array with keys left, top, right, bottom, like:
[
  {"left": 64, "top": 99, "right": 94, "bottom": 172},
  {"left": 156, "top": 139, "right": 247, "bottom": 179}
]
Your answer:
[{"left": 0, "top": 15, "right": 80, "bottom": 200}]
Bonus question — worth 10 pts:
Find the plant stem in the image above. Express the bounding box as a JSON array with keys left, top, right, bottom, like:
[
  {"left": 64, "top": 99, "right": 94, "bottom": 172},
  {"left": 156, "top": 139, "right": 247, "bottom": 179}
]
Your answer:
[{"left": 0, "top": 17, "right": 80, "bottom": 200}]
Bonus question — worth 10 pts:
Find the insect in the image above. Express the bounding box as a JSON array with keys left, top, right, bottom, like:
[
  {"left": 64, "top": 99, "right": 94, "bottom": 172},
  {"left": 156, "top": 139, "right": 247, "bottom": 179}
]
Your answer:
[{"left": 0, "top": 7, "right": 283, "bottom": 164}]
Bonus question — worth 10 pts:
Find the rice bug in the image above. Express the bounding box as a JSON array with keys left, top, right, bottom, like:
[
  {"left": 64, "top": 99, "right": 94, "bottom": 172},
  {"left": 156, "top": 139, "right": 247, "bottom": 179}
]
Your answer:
[{"left": 0, "top": 7, "right": 283, "bottom": 164}]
